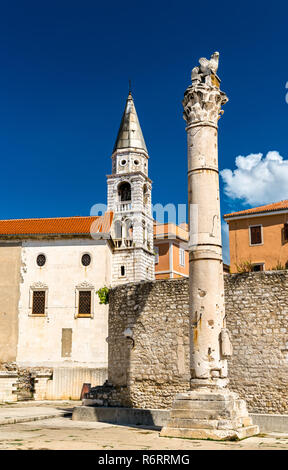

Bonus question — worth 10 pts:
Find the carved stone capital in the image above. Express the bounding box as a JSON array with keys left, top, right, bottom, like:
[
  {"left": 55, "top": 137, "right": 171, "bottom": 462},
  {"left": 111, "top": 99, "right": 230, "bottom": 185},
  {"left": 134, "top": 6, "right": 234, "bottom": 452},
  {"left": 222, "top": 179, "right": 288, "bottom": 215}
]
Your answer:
[{"left": 182, "top": 83, "right": 228, "bottom": 127}]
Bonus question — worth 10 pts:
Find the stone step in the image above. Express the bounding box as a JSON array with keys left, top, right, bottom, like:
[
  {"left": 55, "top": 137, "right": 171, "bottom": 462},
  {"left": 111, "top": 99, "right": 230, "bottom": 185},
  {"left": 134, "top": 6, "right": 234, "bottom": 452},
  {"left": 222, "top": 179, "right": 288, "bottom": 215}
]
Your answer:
[
  {"left": 167, "top": 416, "right": 255, "bottom": 431},
  {"left": 216, "top": 417, "right": 253, "bottom": 430},
  {"left": 173, "top": 399, "right": 234, "bottom": 411},
  {"left": 176, "top": 390, "right": 239, "bottom": 402},
  {"left": 167, "top": 417, "right": 219, "bottom": 430},
  {"left": 160, "top": 424, "right": 259, "bottom": 440},
  {"left": 234, "top": 425, "right": 260, "bottom": 440},
  {"left": 170, "top": 408, "right": 236, "bottom": 420},
  {"left": 239, "top": 416, "right": 253, "bottom": 427},
  {"left": 172, "top": 398, "right": 249, "bottom": 418}
]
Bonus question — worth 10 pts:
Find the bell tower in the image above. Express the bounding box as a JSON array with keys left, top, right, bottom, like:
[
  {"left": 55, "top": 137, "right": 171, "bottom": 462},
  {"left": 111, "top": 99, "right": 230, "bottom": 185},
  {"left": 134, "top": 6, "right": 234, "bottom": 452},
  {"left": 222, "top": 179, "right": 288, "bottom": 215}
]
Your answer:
[{"left": 107, "top": 92, "right": 154, "bottom": 286}]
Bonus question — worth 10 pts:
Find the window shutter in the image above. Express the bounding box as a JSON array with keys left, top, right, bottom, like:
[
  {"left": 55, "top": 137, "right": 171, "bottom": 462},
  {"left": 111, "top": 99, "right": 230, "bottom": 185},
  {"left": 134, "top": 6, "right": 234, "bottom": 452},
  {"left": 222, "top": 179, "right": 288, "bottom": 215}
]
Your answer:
[
  {"left": 179, "top": 248, "right": 185, "bottom": 267},
  {"left": 284, "top": 223, "right": 288, "bottom": 241},
  {"left": 250, "top": 226, "right": 262, "bottom": 245}
]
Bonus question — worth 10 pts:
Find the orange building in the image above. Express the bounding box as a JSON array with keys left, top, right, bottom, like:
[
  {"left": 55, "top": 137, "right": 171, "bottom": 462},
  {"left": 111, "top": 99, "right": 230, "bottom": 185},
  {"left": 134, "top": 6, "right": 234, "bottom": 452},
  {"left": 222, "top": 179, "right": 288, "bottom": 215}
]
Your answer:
[
  {"left": 153, "top": 222, "right": 189, "bottom": 279},
  {"left": 153, "top": 222, "right": 229, "bottom": 278},
  {"left": 224, "top": 200, "right": 288, "bottom": 273}
]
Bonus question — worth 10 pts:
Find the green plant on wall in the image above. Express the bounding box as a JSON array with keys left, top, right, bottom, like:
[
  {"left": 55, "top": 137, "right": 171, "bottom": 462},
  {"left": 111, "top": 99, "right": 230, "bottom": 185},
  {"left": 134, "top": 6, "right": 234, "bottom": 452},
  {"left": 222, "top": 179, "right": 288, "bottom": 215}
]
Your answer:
[
  {"left": 271, "top": 261, "right": 287, "bottom": 271},
  {"left": 236, "top": 260, "right": 253, "bottom": 273},
  {"left": 96, "top": 286, "right": 110, "bottom": 304}
]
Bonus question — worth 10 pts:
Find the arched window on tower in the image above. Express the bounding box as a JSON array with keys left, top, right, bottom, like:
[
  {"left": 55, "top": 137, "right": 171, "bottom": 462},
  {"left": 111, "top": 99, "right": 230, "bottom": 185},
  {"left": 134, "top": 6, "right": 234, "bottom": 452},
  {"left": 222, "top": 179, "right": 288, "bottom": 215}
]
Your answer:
[
  {"left": 142, "top": 220, "right": 146, "bottom": 246},
  {"left": 125, "top": 219, "right": 133, "bottom": 247},
  {"left": 118, "top": 182, "right": 131, "bottom": 202},
  {"left": 143, "top": 184, "right": 148, "bottom": 206},
  {"left": 114, "top": 220, "right": 123, "bottom": 248}
]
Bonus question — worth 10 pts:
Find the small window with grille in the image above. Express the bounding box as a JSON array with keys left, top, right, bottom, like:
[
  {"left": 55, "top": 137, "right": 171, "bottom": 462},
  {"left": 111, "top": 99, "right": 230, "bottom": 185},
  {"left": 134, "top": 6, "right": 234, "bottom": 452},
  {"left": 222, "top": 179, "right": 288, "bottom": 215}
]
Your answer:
[
  {"left": 36, "top": 254, "right": 46, "bottom": 267},
  {"left": 32, "top": 290, "right": 46, "bottom": 315},
  {"left": 78, "top": 290, "right": 92, "bottom": 316},
  {"left": 81, "top": 253, "right": 91, "bottom": 266}
]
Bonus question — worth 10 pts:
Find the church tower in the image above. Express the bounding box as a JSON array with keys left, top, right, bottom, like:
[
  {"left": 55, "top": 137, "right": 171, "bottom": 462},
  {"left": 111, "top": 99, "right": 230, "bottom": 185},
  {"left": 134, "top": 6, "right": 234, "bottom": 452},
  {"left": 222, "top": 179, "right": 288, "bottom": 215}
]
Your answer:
[{"left": 107, "top": 92, "right": 154, "bottom": 286}]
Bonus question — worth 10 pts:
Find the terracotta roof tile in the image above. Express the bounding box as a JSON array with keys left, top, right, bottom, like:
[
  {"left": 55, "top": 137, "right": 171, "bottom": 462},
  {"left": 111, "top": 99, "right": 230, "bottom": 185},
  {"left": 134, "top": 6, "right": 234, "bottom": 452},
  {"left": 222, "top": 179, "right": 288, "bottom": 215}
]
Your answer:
[
  {"left": 224, "top": 200, "right": 288, "bottom": 218},
  {"left": 0, "top": 211, "right": 114, "bottom": 237}
]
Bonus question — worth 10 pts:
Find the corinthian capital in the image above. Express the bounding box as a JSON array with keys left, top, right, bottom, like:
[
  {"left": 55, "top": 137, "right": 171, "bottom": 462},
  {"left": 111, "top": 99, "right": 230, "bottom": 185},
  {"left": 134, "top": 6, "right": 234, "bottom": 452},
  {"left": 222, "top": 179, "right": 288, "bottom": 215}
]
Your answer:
[{"left": 183, "top": 52, "right": 228, "bottom": 127}]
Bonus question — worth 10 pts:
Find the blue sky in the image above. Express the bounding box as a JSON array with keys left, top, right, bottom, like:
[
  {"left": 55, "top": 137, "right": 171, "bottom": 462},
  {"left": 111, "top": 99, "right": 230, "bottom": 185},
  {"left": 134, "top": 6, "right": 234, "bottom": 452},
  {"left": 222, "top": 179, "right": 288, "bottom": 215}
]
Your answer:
[{"left": 0, "top": 1, "right": 287, "bottom": 261}]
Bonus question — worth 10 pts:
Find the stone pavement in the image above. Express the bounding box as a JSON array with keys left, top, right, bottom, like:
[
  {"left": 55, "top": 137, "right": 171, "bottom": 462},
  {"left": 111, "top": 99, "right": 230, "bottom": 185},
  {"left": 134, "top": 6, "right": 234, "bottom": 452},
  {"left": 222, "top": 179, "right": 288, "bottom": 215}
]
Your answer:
[
  {"left": 0, "top": 412, "right": 288, "bottom": 450},
  {"left": 0, "top": 400, "right": 81, "bottom": 408},
  {"left": 0, "top": 401, "right": 80, "bottom": 425}
]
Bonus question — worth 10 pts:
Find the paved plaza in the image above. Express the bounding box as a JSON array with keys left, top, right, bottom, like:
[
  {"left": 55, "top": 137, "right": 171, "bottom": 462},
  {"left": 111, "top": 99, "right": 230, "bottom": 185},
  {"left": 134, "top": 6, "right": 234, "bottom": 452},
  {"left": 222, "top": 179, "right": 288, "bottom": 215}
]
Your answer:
[{"left": 0, "top": 403, "right": 287, "bottom": 450}]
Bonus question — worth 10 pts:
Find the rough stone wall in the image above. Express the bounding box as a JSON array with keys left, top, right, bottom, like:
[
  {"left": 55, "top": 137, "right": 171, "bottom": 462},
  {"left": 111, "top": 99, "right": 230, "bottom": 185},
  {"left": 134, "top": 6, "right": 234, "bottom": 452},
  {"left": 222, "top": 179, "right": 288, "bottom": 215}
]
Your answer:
[
  {"left": 225, "top": 272, "right": 288, "bottom": 414},
  {"left": 104, "top": 273, "right": 288, "bottom": 414},
  {"left": 106, "top": 280, "right": 190, "bottom": 409}
]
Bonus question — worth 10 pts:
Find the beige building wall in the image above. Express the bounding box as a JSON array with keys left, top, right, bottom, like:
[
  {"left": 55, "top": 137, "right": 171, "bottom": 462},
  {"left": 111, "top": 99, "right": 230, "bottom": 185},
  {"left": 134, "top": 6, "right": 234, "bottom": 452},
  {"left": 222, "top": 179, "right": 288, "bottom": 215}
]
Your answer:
[
  {"left": 0, "top": 243, "right": 21, "bottom": 362},
  {"left": 16, "top": 238, "right": 112, "bottom": 368}
]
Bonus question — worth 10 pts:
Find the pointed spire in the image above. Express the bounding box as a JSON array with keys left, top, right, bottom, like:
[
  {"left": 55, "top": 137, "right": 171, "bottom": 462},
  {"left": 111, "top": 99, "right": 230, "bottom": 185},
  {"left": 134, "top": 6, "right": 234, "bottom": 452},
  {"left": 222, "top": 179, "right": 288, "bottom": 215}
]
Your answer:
[{"left": 113, "top": 92, "right": 147, "bottom": 153}]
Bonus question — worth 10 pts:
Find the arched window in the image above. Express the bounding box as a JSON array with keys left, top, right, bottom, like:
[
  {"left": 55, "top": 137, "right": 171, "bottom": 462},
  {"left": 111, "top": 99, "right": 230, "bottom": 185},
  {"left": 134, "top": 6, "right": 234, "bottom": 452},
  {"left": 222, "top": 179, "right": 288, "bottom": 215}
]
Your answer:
[
  {"left": 125, "top": 219, "right": 133, "bottom": 239},
  {"left": 143, "top": 184, "right": 148, "bottom": 205},
  {"left": 118, "top": 182, "right": 131, "bottom": 202},
  {"left": 142, "top": 220, "right": 146, "bottom": 244},
  {"left": 114, "top": 220, "right": 122, "bottom": 239}
]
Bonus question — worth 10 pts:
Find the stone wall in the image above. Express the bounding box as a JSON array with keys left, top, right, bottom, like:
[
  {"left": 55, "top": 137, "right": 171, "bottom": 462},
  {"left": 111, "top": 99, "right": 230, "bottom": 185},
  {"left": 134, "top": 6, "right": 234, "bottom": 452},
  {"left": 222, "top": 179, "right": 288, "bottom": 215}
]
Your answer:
[
  {"left": 93, "top": 272, "right": 288, "bottom": 414},
  {"left": 105, "top": 279, "right": 190, "bottom": 409},
  {"left": 225, "top": 272, "right": 288, "bottom": 414}
]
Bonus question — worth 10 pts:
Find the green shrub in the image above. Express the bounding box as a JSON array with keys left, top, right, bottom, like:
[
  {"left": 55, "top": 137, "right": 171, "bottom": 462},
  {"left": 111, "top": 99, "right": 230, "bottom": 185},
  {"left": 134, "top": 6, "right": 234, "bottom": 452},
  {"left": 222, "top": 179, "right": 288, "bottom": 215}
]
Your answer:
[{"left": 96, "top": 286, "right": 110, "bottom": 304}]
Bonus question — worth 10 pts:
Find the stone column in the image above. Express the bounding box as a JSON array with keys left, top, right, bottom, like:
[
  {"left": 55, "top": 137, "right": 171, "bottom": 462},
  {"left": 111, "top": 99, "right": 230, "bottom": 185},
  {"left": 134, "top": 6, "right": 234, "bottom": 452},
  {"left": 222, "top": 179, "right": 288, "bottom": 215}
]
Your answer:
[
  {"left": 185, "top": 57, "right": 229, "bottom": 386},
  {"left": 160, "top": 52, "right": 259, "bottom": 440}
]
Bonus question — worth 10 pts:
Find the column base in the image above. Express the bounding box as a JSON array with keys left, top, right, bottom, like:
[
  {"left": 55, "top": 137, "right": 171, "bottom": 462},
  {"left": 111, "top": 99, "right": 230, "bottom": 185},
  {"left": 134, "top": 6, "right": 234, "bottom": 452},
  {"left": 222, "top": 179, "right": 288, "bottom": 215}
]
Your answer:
[{"left": 160, "top": 387, "right": 259, "bottom": 441}]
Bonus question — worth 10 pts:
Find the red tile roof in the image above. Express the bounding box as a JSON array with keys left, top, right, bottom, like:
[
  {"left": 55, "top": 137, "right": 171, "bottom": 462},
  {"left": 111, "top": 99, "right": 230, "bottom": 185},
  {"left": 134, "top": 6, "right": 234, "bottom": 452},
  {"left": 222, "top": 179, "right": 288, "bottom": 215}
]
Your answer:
[
  {"left": 0, "top": 211, "right": 114, "bottom": 237},
  {"left": 224, "top": 200, "right": 288, "bottom": 219}
]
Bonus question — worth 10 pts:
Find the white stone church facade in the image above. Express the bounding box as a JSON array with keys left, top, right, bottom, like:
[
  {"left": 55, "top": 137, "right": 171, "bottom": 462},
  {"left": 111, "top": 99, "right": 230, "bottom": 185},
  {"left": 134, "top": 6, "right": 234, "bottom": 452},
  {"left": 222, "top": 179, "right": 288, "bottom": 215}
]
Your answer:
[{"left": 0, "top": 93, "right": 154, "bottom": 399}]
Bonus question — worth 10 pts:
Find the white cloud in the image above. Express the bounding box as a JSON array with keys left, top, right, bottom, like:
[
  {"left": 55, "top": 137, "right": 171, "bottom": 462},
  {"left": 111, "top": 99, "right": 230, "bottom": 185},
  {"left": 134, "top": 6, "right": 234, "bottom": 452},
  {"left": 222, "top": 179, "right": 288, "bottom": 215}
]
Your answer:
[{"left": 220, "top": 151, "right": 288, "bottom": 206}]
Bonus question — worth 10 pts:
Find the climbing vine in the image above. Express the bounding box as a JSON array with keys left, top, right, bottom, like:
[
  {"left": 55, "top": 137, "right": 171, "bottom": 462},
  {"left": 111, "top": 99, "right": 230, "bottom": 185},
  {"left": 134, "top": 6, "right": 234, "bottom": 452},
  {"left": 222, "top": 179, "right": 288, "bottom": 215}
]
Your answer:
[{"left": 96, "top": 286, "right": 110, "bottom": 304}]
